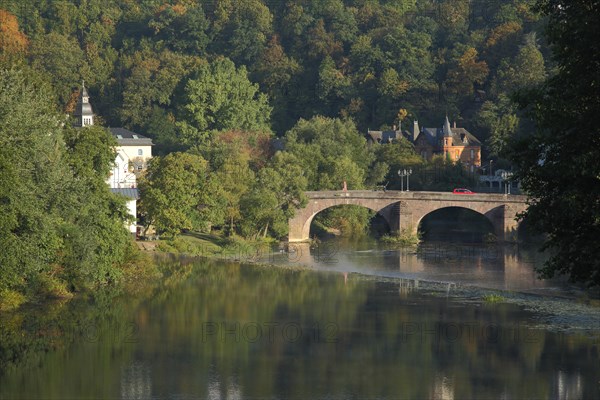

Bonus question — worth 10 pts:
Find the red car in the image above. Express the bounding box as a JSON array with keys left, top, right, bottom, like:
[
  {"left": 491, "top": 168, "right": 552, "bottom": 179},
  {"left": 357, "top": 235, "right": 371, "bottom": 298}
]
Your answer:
[{"left": 452, "top": 188, "right": 475, "bottom": 194}]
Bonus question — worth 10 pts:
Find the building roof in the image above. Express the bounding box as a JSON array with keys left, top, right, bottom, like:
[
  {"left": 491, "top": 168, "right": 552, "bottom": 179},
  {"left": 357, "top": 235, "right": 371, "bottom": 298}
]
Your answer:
[
  {"left": 415, "top": 125, "right": 481, "bottom": 148},
  {"left": 73, "top": 83, "right": 93, "bottom": 118},
  {"left": 110, "top": 188, "right": 139, "bottom": 200},
  {"left": 367, "top": 118, "right": 482, "bottom": 149},
  {"left": 366, "top": 130, "right": 401, "bottom": 144},
  {"left": 449, "top": 127, "right": 481, "bottom": 146},
  {"left": 109, "top": 127, "right": 154, "bottom": 146}
]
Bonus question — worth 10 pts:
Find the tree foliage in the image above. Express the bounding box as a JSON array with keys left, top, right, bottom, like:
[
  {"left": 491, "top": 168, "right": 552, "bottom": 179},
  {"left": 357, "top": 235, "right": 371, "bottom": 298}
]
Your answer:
[
  {"left": 284, "top": 116, "right": 378, "bottom": 190},
  {"left": 510, "top": 0, "right": 600, "bottom": 286},
  {"left": 0, "top": 9, "right": 28, "bottom": 62},
  {"left": 177, "top": 57, "right": 272, "bottom": 145},
  {"left": 3, "top": 1, "right": 548, "bottom": 140},
  {"left": 138, "top": 152, "right": 211, "bottom": 238},
  {"left": 0, "top": 68, "right": 133, "bottom": 301},
  {"left": 240, "top": 152, "right": 308, "bottom": 238}
]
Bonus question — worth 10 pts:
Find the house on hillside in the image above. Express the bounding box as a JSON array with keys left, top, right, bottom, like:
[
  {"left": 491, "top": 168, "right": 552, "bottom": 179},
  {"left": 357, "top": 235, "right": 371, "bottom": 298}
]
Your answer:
[
  {"left": 106, "top": 127, "right": 154, "bottom": 189},
  {"left": 72, "top": 83, "right": 153, "bottom": 235},
  {"left": 367, "top": 116, "right": 482, "bottom": 172}
]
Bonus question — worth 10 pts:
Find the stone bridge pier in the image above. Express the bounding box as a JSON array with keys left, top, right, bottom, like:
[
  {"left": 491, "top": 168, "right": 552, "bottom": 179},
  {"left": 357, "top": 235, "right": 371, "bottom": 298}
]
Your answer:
[{"left": 288, "top": 191, "right": 528, "bottom": 243}]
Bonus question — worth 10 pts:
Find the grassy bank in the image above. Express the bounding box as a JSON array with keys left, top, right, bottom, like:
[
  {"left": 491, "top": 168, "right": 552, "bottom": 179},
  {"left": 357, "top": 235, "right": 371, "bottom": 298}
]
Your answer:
[
  {"left": 379, "top": 229, "right": 421, "bottom": 247},
  {"left": 152, "top": 232, "right": 278, "bottom": 262}
]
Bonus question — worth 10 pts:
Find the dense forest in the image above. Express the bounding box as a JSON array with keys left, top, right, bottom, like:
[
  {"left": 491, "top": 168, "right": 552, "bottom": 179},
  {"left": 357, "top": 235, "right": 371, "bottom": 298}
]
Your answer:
[
  {"left": 2, "top": 1, "right": 598, "bottom": 290},
  {"left": 1, "top": 0, "right": 546, "bottom": 150}
]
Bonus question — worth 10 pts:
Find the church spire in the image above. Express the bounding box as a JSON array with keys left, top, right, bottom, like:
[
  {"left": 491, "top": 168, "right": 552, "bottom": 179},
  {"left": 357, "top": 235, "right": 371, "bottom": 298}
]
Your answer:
[
  {"left": 443, "top": 115, "right": 452, "bottom": 137},
  {"left": 73, "top": 81, "right": 94, "bottom": 127}
]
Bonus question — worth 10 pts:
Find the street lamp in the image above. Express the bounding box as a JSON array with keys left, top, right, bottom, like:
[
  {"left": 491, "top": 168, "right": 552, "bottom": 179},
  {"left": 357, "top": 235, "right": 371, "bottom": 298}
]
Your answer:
[
  {"left": 501, "top": 171, "right": 511, "bottom": 195},
  {"left": 398, "top": 169, "right": 403, "bottom": 191},
  {"left": 398, "top": 168, "right": 413, "bottom": 192}
]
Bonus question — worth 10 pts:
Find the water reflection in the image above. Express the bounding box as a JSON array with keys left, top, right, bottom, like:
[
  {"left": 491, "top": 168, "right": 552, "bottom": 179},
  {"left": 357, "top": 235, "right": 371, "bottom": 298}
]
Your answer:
[
  {"left": 268, "top": 240, "right": 560, "bottom": 292},
  {"left": 432, "top": 374, "right": 454, "bottom": 400},
  {"left": 120, "top": 362, "right": 151, "bottom": 400},
  {"left": 554, "top": 371, "right": 583, "bottom": 400},
  {"left": 207, "top": 370, "right": 243, "bottom": 400},
  {"left": 0, "top": 258, "right": 598, "bottom": 399}
]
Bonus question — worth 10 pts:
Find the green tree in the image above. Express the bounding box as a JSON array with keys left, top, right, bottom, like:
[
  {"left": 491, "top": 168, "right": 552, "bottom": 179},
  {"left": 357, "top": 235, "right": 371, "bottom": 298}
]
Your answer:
[
  {"left": 60, "top": 125, "right": 133, "bottom": 288},
  {"left": 284, "top": 116, "right": 377, "bottom": 190},
  {"left": 252, "top": 35, "right": 302, "bottom": 132},
  {"left": 509, "top": 0, "right": 600, "bottom": 286},
  {"left": 0, "top": 69, "right": 132, "bottom": 300},
  {"left": 138, "top": 152, "right": 210, "bottom": 238},
  {"left": 493, "top": 34, "right": 546, "bottom": 97},
  {"left": 121, "top": 45, "right": 201, "bottom": 128},
  {"left": 316, "top": 55, "right": 352, "bottom": 114},
  {"left": 239, "top": 152, "right": 308, "bottom": 239},
  {"left": 177, "top": 57, "right": 272, "bottom": 145},
  {"left": 373, "top": 137, "right": 424, "bottom": 189},
  {"left": 148, "top": 2, "right": 210, "bottom": 54},
  {"left": 210, "top": 149, "right": 255, "bottom": 235},
  {"left": 210, "top": 0, "right": 273, "bottom": 65},
  {"left": 475, "top": 95, "right": 520, "bottom": 156},
  {"left": 0, "top": 68, "right": 66, "bottom": 295},
  {"left": 446, "top": 47, "right": 489, "bottom": 98},
  {"left": 29, "top": 32, "right": 85, "bottom": 104}
]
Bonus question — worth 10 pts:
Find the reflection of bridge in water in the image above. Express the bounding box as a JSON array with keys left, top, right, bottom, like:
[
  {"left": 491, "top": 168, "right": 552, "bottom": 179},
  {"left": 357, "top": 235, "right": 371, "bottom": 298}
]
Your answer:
[
  {"left": 288, "top": 190, "right": 528, "bottom": 243},
  {"left": 275, "top": 242, "right": 553, "bottom": 293}
]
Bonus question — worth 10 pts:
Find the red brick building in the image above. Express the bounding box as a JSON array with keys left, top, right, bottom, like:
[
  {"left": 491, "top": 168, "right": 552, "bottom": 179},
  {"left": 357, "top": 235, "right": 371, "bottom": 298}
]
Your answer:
[{"left": 367, "top": 116, "right": 482, "bottom": 172}]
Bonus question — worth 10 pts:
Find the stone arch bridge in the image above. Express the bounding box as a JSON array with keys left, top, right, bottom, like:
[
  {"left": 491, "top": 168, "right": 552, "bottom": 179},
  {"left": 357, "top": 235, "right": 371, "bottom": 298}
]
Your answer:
[{"left": 288, "top": 190, "right": 528, "bottom": 242}]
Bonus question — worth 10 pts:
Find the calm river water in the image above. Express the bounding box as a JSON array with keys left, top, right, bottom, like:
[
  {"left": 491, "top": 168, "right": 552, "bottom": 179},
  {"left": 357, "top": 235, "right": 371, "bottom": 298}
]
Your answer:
[{"left": 1, "top": 239, "right": 599, "bottom": 399}]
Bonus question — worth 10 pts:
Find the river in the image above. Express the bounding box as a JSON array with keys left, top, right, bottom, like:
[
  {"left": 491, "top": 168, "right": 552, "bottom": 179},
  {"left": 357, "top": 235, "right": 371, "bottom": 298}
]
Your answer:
[{"left": 1, "top": 239, "right": 599, "bottom": 399}]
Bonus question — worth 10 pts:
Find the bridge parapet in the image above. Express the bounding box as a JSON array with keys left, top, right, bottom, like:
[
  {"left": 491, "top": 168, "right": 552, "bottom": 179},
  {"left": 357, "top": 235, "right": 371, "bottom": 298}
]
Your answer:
[{"left": 305, "top": 190, "right": 527, "bottom": 203}]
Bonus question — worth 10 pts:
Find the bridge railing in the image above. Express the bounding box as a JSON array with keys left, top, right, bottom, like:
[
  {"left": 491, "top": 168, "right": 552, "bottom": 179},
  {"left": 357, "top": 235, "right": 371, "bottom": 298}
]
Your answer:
[{"left": 303, "top": 190, "right": 527, "bottom": 202}]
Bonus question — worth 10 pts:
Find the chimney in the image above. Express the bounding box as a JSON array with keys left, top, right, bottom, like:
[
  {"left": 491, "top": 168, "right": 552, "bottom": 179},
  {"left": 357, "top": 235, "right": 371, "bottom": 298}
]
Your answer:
[
  {"left": 392, "top": 124, "right": 397, "bottom": 131},
  {"left": 453, "top": 121, "right": 457, "bottom": 128}
]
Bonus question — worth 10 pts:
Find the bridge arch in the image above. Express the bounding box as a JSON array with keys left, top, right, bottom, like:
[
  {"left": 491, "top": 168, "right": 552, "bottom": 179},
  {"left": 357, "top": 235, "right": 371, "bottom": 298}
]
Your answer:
[
  {"left": 416, "top": 206, "right": 498, "bottom": 241},
  {"left": 402, "top": 202, "right": 509, "bottom": 239},
  {"left": 294, "top": 196, "right": 399, "bottom": 241}
]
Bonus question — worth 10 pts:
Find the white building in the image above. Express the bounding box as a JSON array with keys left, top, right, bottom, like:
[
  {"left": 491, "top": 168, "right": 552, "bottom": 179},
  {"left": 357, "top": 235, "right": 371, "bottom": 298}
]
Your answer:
[
  {"left": 73, "top": 83, "right": 153, "bottom": 236},
  {"left": 106, "top": 127, "right": 154, "bottom": 189}
]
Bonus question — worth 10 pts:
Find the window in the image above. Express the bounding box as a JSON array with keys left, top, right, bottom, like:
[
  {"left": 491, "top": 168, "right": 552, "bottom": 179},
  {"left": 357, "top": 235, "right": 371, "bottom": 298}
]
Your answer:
[
  {"left": 470, "top": 149, "right": 474, "bottom": 159},
  {"left": 137, "top": 165, "right": 143, "bottom": 171},
  {"left": 455, "top": 151, "right": 459, "bottom": 160},
  {"left": 138, "top": 149, "right": 143, "bottom": 156}
]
